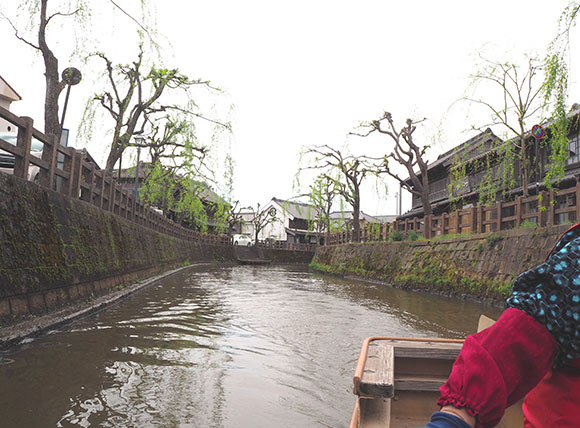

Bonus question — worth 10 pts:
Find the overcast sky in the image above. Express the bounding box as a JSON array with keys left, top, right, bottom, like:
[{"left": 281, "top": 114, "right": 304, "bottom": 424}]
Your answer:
[{"left": 2, "top": 1, "right": 579, "bottom": 215}]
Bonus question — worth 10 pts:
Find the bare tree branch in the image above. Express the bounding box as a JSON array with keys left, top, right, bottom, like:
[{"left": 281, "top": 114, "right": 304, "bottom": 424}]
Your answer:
[
  {"left": 352, "top": 111, "right": 432, "bottom": 216},
  {"left": 1, "top": 14, "right": 40, "bottom": 50}
]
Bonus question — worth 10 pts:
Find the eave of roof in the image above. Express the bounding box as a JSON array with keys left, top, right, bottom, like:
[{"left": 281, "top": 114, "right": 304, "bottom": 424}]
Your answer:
[{"left": 0, "top": 75, "right": 22, "bottom": 102}]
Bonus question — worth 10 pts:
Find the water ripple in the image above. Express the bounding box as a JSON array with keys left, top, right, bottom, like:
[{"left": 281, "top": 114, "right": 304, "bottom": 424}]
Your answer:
[{"left": 0, "top": 265, "right": 501, "bottom": 428}]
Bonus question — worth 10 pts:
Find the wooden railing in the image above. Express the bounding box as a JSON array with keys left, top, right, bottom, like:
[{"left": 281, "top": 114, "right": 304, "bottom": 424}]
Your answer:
[
  {"left": 0, "top": 106, "right": 234, "bottom": 246},
  {"left": 255, "top": 241, "right": 315, "bottom": 252},
  {"left": 326, "top": 222, "right": 394, "bottom": 245},
  {"left": 326, "top": 184, "right": 580, "bottom": 244}
]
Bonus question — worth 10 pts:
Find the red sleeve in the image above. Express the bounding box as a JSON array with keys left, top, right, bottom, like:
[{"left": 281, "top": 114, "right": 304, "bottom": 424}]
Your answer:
[{"left": 437, "top": 308, "right": 557, "bottom": 428}]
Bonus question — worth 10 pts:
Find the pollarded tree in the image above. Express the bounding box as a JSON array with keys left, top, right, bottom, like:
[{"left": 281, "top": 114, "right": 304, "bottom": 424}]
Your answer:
[
  {"left": 1, "top": 0, "right": 151, "bottom": 137},
  {"left": 88, "top": 47, "right": 232, "bottom": 230},
  {"left": 300, "top": 145, "right": 386, "bottom": 241},
  {"left": 351, "top": 112, "right": 432, "bottom": 216},
  {"left": 89, "top": 45, "right": 230, "bottom": 173}
]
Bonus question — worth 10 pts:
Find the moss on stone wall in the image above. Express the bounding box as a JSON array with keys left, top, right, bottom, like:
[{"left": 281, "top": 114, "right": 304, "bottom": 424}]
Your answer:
[
  {"left": 0, "top": 173, "right": 235, "bottom": 302},
  {"left": 312, "top": 225, "right": 570, "bottom": 302}
]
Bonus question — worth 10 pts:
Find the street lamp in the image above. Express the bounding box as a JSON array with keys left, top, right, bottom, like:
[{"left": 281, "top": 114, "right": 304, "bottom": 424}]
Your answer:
[
  {"left": 134, "top": 136, "right": 145, "bottom": 196},
  {"left": 60, "top": 67, "right": 82, "bottom": 136}
]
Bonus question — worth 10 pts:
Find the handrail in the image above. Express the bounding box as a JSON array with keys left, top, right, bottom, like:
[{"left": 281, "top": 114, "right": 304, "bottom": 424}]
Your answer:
[
  {"left": 0, "top": 105, "right": 245, "bottom": 248},
  {"left": 327, "top": 182, "right": 580, "bottom": 245}
]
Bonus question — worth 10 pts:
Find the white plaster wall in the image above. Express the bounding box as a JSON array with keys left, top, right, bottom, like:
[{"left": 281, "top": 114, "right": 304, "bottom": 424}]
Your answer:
[
  {"left": 259, "top": 201, "right": 289, "bottom": 241},
  {"left": 0, "top": 99, "right": 14, "bottom": 133}
]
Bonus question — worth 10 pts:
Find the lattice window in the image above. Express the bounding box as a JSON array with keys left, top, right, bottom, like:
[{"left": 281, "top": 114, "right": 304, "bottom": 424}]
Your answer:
[{"left": 567, "top": 133, "right": 580, "bottom": 165}]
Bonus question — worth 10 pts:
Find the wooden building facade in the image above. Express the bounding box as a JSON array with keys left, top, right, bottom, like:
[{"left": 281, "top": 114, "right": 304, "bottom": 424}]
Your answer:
[{"left": 400, "top": 107, "right": 580, "bottom": 227}]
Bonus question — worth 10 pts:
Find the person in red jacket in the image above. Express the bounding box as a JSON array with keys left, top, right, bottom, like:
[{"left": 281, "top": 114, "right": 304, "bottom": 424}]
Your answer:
[{"left": 420, "top": 223, "right": 580, "bottom": 428}]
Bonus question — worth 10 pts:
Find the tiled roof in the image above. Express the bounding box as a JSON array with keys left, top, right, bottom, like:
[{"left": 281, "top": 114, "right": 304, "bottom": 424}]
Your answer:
[{"left": 271, "top": 197, "right": 320, "bottom": 219}]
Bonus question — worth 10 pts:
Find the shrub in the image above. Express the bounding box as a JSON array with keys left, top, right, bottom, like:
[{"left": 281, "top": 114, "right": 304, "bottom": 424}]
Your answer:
[
  {"left": 390, "top": 230, "right": 404, "bottom": 241},
  {"left": 520, "top": 219, "right": 537, "bottom": 229},
  {"left": 407, "top": 230, "right": 420, "bottom": 241}
]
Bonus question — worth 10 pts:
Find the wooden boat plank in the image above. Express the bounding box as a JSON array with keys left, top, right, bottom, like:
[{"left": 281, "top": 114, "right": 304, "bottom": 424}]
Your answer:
[
  {"left": 394, "top": 374, "right": 448, "bottom": 392},
  {"left": 376, "top": 339, "right": 463, "bottom": 350},
  {"left": 394, "top": 346, "right": 461, "bottom": 360},
  {"left": 359, "top": 343, "right": 394, "bottom": 398},
  {"left": 358, "top": 397, "right": 391, "bottom": 428}
]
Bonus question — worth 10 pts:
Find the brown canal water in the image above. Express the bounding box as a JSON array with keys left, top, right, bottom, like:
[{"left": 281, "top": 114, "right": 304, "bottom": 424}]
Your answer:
[{"left": 0, "top": 265, "right": 503, "bottom": 428}]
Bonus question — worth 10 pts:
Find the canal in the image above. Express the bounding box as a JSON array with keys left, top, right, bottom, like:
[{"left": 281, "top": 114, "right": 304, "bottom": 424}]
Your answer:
[{"left": 0, "top": 265, "right": 503, "bottom": 428}]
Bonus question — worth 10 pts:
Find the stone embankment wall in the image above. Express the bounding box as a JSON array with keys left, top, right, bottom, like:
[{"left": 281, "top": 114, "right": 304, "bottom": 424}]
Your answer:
[
  {"left": 0, "top": 173, "right": 235, "bottom": 326},
  {"left": 312, "top": 225, "right": 571, "bottom": 303}
]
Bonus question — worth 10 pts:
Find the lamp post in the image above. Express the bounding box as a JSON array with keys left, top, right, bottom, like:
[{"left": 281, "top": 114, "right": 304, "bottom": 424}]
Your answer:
[
  {"left": 60, "top": 67, "right": 82, "bottom": 137},
  {"left": 134, "top": 136, "right": 145, "bottom": 196}
]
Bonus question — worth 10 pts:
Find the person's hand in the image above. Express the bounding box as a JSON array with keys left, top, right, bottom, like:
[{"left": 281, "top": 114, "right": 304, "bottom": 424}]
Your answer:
[{"left": 416, "top": 410, "right": 474, "bottom": 428}]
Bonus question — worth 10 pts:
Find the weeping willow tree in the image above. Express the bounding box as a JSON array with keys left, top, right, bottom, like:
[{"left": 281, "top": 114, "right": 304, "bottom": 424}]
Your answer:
[
  {"left": 462, "top": 55, "right": 546, "bottom": 199},
  {"left": 81, "top": 43, "right": 232, "bottom": 232},
  {"left": 307, "top": 175, "right": 338, "bottom": 243},
  {"left": 298, "top": 145, "right": 387, "bottom": 241},
  {"left": 0, "top": 0, "right": 154, "bottom": 138},
  {"left": 452, "top": 5, "right": 580, "bottom": 203},
  {"left": 86, "top": 45, "right": 230, "bottom": 173},
  {"left": 542, "top": 2, "right": 580, "bottom": 185},
  {"left": 447, "top": 130, "right": 515, "bottom": 208},
  {"left": 128, "top": 113, "right": 232, "bottom": 233}
]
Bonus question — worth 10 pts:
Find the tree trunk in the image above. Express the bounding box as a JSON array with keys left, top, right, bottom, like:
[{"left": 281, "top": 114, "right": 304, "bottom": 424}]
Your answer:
[
  {"left": 421, "top": 173, "right": 432, "bottom": 216},
  {"left": 325, "top": 214, "right": 331, "bottom": 245},
  {"left": 39, "top": 0, "right": 63, "bottom": 138},
  {"left": 105, "top": 146, "right": 122, "bottom": 173},
  {"left": 520, "top": 134, "right": 529, "bottom": 198},
  {"left": 352, "top": 197, "right": 360, "bottom": 242},
  {"left": 105, "top": 133, "right": 131, "bottom": 173}
]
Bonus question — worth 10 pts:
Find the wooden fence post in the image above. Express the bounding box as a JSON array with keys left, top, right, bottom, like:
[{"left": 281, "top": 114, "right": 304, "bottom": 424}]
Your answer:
[
  {"left": 455, "top": 210, "right": 461, "bottom": 235},
  {"left": 74, "top": 152, "right": 83, "bottom": 199},
  {"left": 539, "top": 191, "right": 548, "bottom": 227},
  {"left": 496, "top": 201, "right": 502, "bottom": 232},
  {"left": 424, "top": 215, "right": 431, "bottom": 239},
  {"left": 576, "top": 182, "right": 580, "bottom": 224},
  {"left": 477, "top": 205, "right": 483, "bottom": 234},
  {"left": 515, "top": 196, "right": 522, "bottom": 228},
  {"left": 87, "top": 164, "right": 96, "bottom": 205},
  {"left": 13, "top": 116, "right": 33, "bottom": 180},
  {"left": 39, "top": 134, "right": 58, "bottom": 189},
  {"left": 66, "top": 150, "right": 82, "bottom": 198},
  {"left": 549, "top": 190, "right": 556, "bottom": 226},
  {"left": 471, "top": 206, "right": 477, "bottom": 233},
  {"left": 112, "top": 182, "right": 118, "bottom": 214},
  {"left": 99, "top": 172, "right": 106, "bottom": 209}
]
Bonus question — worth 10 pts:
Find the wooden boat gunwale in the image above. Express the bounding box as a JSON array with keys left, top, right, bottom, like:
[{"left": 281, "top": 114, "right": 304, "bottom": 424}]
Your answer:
[
  {"left": 349, "top": 332, "right": 523, "bottom": 428},
  {"left": 352, "top": 336, "right": 464, "bottom": 396},
  {"left": 350, "top": 336, "right": 464, "bottom": 428}
]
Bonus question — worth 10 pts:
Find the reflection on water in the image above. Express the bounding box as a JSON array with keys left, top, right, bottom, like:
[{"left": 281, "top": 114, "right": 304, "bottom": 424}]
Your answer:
[{"left": 0, "top": 265, "right": 502, "bottom": 428}]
